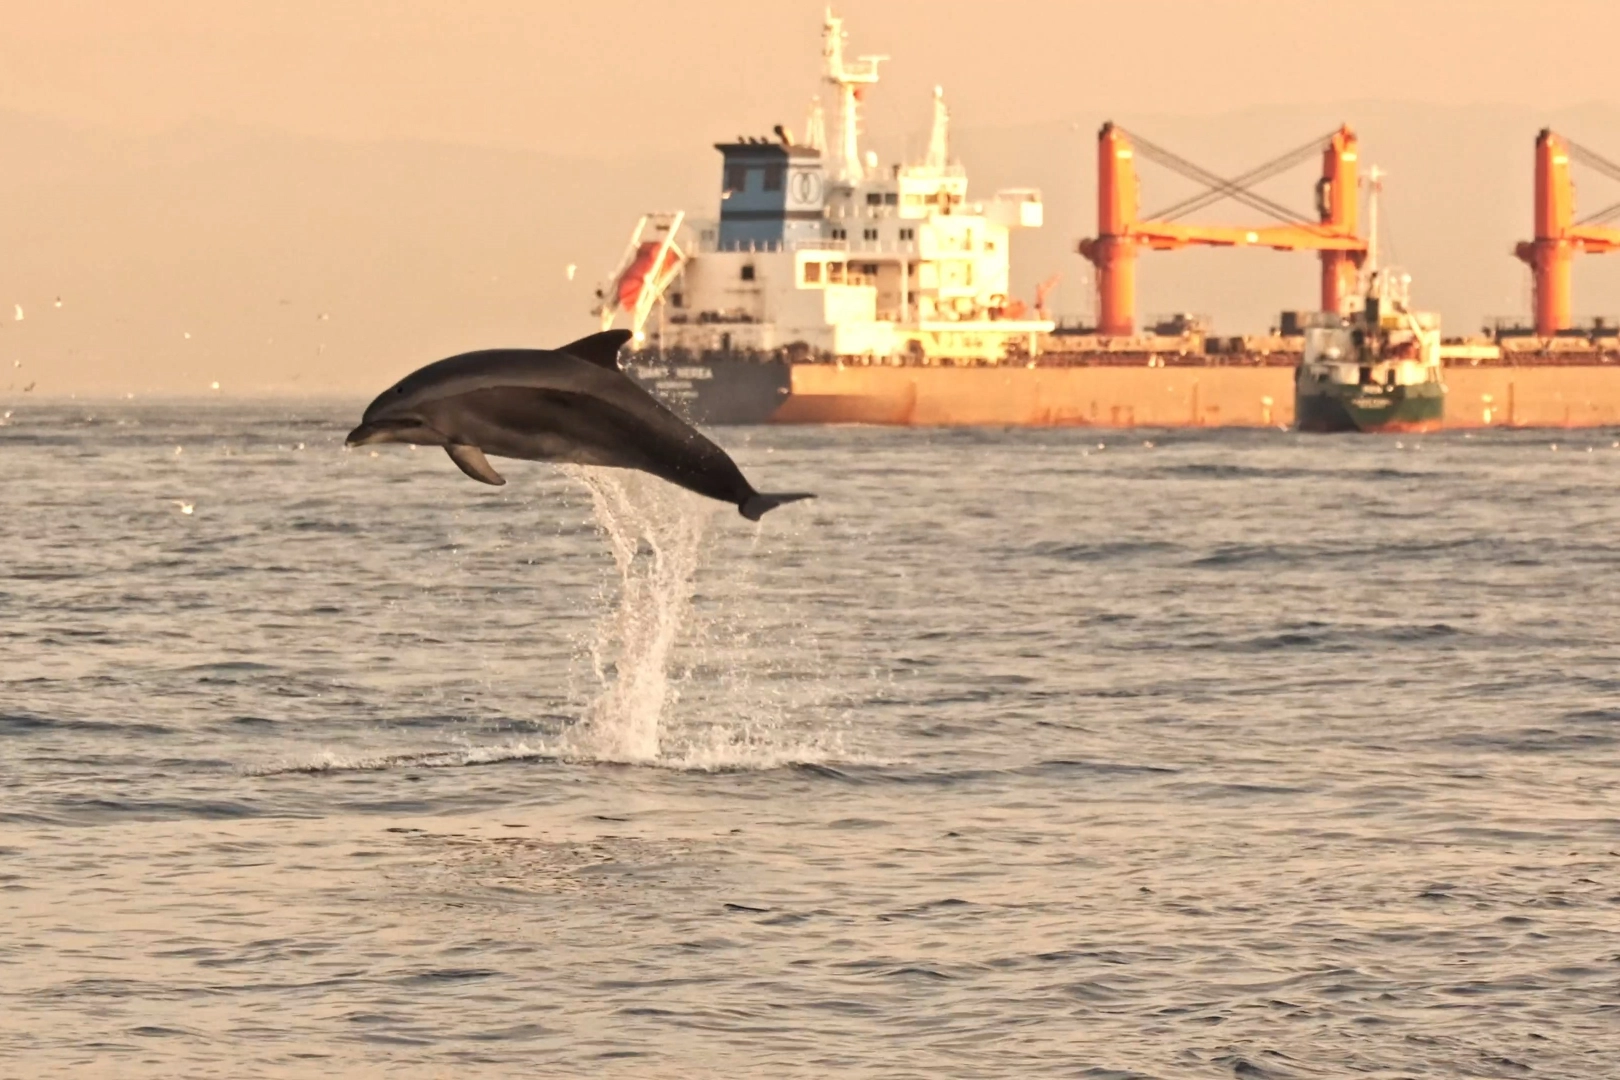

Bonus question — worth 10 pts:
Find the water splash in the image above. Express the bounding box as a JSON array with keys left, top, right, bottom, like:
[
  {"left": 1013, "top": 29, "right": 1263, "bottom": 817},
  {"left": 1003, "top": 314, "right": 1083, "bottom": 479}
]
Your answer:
[
  {"left": 250, "top": 466, "right": 855, "bottom": 779},
  {"left": 560, "top": 467, "right": 712, "bottom": 762},
  {"left": 255, "top": 466, "right": 855, "bottom": 779},
  {"left": 552, "top": 466, "right": 854, "bottom": 770}
]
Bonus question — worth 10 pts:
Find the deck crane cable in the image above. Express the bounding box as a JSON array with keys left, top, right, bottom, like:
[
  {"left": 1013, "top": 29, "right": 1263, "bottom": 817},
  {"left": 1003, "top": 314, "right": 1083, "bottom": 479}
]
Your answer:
[
  {"left": 1149, "top": 133, "right": 1333, "bottom": 223},
  {"left": 1144, "top": 129, "right": 1340, "bottom": 223},
  {"left": 1566, "top": 139, "right": 1620, "bottom": 226},
  {"left": 1125, "top": 130, "right": 1313, "bottom": 227},
  {"left": 1123, "top": 128, "right": 1329, "bottom": 232},
  {"left": 1567, "top": 139, "right": 1620, "bottom": 185},
  {"left": 1576, "top": 196, "right": 1620, "bottom": 227}
]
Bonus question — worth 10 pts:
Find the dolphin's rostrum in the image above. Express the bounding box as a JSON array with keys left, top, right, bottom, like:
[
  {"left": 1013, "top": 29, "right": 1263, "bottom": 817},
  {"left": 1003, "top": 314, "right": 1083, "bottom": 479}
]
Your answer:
[{"left": 346, "top": 330, "right": 813, "bottom": 520}]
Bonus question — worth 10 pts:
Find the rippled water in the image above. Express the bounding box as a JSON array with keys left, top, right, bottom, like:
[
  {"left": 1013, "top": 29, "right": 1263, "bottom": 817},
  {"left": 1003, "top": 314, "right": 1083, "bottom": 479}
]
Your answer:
[{"left": 4, "top": 402, "right": 1619, "bottom": 1078}]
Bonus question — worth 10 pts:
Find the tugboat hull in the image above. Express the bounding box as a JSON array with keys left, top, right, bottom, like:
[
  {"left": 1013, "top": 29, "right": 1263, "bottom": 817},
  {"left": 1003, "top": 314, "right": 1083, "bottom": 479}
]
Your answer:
[{"left": 1295, "top": 383, "right": 1444, "bottom": 433}]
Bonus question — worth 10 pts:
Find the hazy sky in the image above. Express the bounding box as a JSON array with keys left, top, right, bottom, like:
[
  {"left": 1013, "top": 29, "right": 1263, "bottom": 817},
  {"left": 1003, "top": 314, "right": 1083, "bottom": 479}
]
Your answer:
[
  {"left": 5, "top": 1, "right": 1617, "bottom": 155},
  {"left": 4, "top": 1, "right": 1620, "bottom": 395}
]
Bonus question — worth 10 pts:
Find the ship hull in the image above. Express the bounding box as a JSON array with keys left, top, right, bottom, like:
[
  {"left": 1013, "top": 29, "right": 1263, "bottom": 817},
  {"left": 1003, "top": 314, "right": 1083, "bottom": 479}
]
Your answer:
[
  {"left": 625, "top": 354, "right": 1620, "bottom": 429},
  {"left": 1295, "top": 382, "right": 1445, "bottom": 433},
  {"left": 627, "top": 356, "right": 792, "bottom": 424},
  {"left": 628, "top": 354, "right": 1295, "bottom": 427}
]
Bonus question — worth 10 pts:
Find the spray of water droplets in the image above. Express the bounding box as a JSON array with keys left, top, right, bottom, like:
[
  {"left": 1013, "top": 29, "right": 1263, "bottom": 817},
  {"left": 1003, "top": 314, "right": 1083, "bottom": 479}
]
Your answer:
[
  {"left": 555, "top": 466, "right": 851, "bottom": 770},
  {"left": 557, "top": 466, "right": 708, "bottom": 761},
  {"left": 259, "top": 466, "right": 856, "bottom": 778}
]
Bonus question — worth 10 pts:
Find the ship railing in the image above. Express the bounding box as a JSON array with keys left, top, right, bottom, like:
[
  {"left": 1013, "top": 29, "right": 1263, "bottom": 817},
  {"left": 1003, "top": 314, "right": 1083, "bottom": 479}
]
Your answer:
[
  {"left": 1485, "top": 314, "right": 1620, "bottom": 342},
  {"left": 825, "top": 204, "right": 901, "bottom": 221},
  {"left": 1144, "top": 311, "right": 1214, "bottom": 336},
  {"left": 828, "top": 202, "right": 1016, "bottom": 223},
  {"left": 708, "top": 240, "right": 791, "bottom": 253},
  {"left": 839, "top": 239, "right": 921, "bottom": 255},
  {"left": 697, "top": 238, "right": 861, "bottom": 254},
  {"left": 692, "top": 236, "right": 924, "bottom": 257},
  {"left": 895, "top": 162, "right": 969, "bottom": 181}
]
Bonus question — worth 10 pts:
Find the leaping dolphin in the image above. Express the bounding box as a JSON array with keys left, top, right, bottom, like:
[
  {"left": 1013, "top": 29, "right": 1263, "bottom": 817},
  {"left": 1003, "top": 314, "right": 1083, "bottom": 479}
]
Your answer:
[{"left": 345, "top": 330, "right": 813, "bottom": 520}]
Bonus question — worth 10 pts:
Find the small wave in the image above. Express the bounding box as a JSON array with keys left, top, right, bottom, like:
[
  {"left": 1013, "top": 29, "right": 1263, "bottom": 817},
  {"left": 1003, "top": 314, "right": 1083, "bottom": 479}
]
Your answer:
[
  {"left": 1387, "top": 622, "right": 1463, "bottom": 641},
  {"left": 1199, "top": 621, "right": 1470, "bottom": 653},
  {"left": 1019, "top": 757, "right": 1179, "bottom": 778},
  {"left": 648, "top": 732, "right": 855, "bottom": 773},
  {"left": 248, "top": 730, "right": 860, "bottom": 778},
  {"left": 0, "top": 713, "right": 176, "bottom": 737},
  {"left": 1429, "top": 728, "right": 1616, "bottom": 754},
  {"left": 46, "top": 795, "right": 265, "bottom": 822},
  {"left": 1027, "top": 539, "right": 1178, "bottom": 563},
  {"left": 246, "top": 741, "right": 559, "bottom": 777},
  {"left": 782, "top": 758, "right": 1177, "bottom": 788},
  {"left": 1151, "top": 463, "right": 1321, "bottom": 480},
  {"left": 1562, "top": 708, "right": 1620, "bottom": 725},
  {"left": 129, "top": 1025, "right": 209, "bottom": 1040},
  {"left": 1191, "top": 543, "right": 1287, "bottom": 567}
]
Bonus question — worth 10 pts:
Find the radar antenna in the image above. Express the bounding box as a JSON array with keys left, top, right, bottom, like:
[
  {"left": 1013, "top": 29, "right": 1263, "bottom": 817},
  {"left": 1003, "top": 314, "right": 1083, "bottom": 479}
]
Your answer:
[
  {"left": 822, "top": 7, "right": 886, "bottom": 182},
  {"left": 804, "top": 95, "right": 827, "bottom": 153},
  {"left": 923, "top": 85, "right": 950, "bottom": 172}
]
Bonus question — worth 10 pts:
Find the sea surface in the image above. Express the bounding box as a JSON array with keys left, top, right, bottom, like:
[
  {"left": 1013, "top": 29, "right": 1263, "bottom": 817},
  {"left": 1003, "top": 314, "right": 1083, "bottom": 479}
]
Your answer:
[{"left": 3, "top": 401, "right": 1619, "bottom": 1079}]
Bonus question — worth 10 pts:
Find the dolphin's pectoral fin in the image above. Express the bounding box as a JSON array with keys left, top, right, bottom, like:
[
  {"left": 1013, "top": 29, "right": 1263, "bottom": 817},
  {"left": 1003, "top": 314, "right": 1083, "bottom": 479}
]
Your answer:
[
  {"left": 446, "top": 444, "right": 506, "bottom": 485},
  {"left": 558, "top": 329, "right": 634, "bottom": 370}
]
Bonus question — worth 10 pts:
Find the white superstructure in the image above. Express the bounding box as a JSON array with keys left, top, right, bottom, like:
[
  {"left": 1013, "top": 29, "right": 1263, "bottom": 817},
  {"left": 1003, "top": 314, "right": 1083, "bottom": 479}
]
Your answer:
[
  {"left": 595, "top": 9, "right": 1054, "bottom": 365},
  {"left": 1300, "top": 168, "right": 1444, "bottom": 389}
]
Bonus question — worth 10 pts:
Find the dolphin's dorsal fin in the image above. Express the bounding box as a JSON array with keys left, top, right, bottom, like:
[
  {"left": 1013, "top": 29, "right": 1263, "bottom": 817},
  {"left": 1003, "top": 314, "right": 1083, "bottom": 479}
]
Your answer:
[
  {"left": 446, "top": 444, "right": 506, "bottom": 485},
  {"left": 558, "top": 329, "right": 633, "bottom": 370}
]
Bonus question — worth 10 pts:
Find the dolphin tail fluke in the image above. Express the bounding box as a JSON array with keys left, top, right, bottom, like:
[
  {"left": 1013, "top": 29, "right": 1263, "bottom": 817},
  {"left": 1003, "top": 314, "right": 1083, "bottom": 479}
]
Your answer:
[{"left": 740, "top": 492, "right": 814, "bottom": 521}]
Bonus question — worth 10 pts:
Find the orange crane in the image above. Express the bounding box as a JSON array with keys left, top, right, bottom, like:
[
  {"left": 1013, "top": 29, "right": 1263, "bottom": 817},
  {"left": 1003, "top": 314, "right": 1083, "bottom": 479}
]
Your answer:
[
  {"left": 1033, "top": 273, "right": 1061, "bottom": 321},
  {"left": 1078, "top": 123, "right": 1369, "bottom": 336},
  {"left": 1513, "top": 129, "right": 1620, "bottom": 337},
  {"left": 995, "top": 272, "right": 1061, "bottom": 321}
]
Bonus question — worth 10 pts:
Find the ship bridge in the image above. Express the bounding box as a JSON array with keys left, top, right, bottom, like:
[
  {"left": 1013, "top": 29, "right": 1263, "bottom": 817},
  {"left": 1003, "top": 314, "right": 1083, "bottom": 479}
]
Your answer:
[
  {"left": 597, "top": 9, "right": 1055, "bottom": 363},
  {"left": 715, "top": 139, "right": 826, "bottom": 251}
]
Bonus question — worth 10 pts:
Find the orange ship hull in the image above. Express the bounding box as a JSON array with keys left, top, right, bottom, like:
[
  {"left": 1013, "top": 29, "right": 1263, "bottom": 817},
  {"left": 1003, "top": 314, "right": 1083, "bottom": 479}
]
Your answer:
[
  {"left": 634, "top": 355, "right": 1620, "bottom": 429},
  {"left": 780, "top": 364, "right": 1291, "bottom": 427},
  {"left": 779, "top": 364, "right": 1620, "bottom": 429}
]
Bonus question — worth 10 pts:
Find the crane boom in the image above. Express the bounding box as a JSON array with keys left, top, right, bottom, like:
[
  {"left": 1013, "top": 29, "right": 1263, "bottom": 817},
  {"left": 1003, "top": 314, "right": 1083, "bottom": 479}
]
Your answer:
[
  {"left": 1513, "top": 129, "right": 1620, "bottom": 336},
  {"left": 1078, "top": 123, "right": 1368, "bottom": 336}
]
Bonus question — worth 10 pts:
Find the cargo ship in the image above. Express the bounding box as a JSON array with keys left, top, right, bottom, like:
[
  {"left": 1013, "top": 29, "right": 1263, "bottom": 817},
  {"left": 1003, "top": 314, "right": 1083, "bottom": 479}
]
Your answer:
[
  {"left": 594, "top": 10, "right": 1620, "bottom": 430},
  {"left": 595, "top": 9, "right": 1055, "bottom": 424}
]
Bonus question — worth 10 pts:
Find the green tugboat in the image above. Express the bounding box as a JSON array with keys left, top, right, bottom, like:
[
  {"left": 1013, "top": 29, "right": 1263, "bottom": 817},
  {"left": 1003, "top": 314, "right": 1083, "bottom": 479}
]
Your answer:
[
  {"left": 1295, "top": 169, "right": 1446, "bottom": 433},
  {"left": 1294, "top": 291, "right": 1445, "bottom": 432}
]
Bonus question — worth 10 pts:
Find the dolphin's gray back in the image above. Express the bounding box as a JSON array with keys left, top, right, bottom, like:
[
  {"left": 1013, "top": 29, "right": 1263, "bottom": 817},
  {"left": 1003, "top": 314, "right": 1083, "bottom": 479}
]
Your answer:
[
  {"left": 367, "top": 350, "right": 631, "bottom": 420},
  {"left": 366, "top": 348, "right": 756, "bottom": 505}
]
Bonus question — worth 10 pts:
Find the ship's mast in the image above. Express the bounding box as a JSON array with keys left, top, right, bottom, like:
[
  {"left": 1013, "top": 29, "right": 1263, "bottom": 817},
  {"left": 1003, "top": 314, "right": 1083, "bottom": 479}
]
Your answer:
[
  {"left": 1360, "top": 165, "right": 1415, "bottom": 313},
  {"left": 923, "top": 85, "right": 950, "bottom": 172},
  {"left": 804, "top": 95, "right": 827, "bottom": 153},
  {"left": 1364, "top": 164, "right": 1383, "bottom": 283},
  {"left": 822, "top": 8, "right": 885, "bottom": 182}
]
